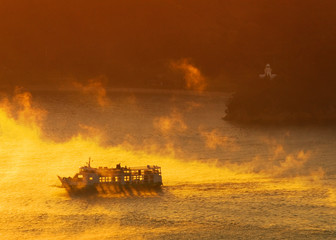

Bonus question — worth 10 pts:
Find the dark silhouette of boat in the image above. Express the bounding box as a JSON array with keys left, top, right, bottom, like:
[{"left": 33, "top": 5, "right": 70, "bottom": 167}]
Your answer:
[{"left": 58, "top": 159, "right": 162, "bottom": 195}]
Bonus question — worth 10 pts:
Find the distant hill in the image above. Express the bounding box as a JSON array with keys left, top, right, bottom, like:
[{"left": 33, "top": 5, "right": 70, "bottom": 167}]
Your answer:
[{"left": 224, "top": 74, "right": 336, "bottom": 124}]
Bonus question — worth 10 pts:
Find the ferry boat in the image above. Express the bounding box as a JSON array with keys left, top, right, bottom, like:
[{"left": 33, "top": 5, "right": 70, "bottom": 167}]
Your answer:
[{"left": 58, "top": 159, "right": 162, "bottom": 195}]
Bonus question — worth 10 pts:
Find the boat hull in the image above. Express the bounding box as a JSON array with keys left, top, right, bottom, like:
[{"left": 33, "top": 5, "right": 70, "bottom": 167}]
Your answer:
[{"left": 58, "top": 176, "right": 162, "bottom": 196}]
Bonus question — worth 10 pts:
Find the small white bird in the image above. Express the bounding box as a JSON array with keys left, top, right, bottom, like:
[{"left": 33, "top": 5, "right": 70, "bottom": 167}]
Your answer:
[{"left": 259, "top": 64, "right": 277, "bottom": 79}]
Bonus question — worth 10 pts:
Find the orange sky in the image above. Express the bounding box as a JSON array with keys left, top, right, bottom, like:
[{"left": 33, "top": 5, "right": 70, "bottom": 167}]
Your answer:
[{"left": 0, "top": 0, "right": 335, "bottom": 91}]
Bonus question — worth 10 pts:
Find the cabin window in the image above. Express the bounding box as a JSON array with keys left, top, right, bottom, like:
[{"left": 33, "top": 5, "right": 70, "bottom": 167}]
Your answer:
[
  {"left": 132, "top": 175, "right": 142, "bottom": 181},
  {"left": 124, "top": 176, "right": 130, "bottom": 182},
  {"left": 100, "top": 177, "right": 110, "bottom": 182},
  {"left": 115, "top": 177, "right": 119, "bottom": 182},
  {"left": 78, "top": 175, "right": 83, "bottom": 179},
  {"left": 89, "top": 177, "right": 93, "bottom": 180}
]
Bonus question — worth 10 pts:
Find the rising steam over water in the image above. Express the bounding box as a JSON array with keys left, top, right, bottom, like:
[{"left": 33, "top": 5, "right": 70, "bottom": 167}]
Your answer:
[{"left": 0, "top": 89, "right": 335, "bottom": 239}]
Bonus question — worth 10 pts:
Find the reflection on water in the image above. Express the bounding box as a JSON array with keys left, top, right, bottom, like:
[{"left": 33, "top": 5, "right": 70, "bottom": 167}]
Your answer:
[{"left": 0, "top": 89, "right": 335, "bottom": 239}]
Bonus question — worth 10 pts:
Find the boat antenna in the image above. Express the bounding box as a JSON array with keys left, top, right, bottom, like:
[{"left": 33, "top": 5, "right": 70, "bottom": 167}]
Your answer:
[{"left": 87, "top": 157, "right": 91, "bottom": 167}]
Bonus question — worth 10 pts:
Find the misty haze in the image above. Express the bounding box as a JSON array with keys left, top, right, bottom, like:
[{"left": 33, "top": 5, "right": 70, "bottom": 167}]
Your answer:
[{"left": 0, "top": 1, "right": 336, "bottom": 239}]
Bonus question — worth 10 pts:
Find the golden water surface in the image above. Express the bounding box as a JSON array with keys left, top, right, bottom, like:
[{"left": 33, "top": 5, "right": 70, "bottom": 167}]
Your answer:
[{"left": 0, "top": 89, "right": 335, "bottom": 239}]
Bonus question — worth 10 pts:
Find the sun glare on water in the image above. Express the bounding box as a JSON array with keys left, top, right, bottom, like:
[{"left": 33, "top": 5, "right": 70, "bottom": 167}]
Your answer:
[
  {"left": 0, "top": 88, "right": 335, "bottom": 240},
  {"left": 0, "top": 88, "right": 334, "bottom": 201}
]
